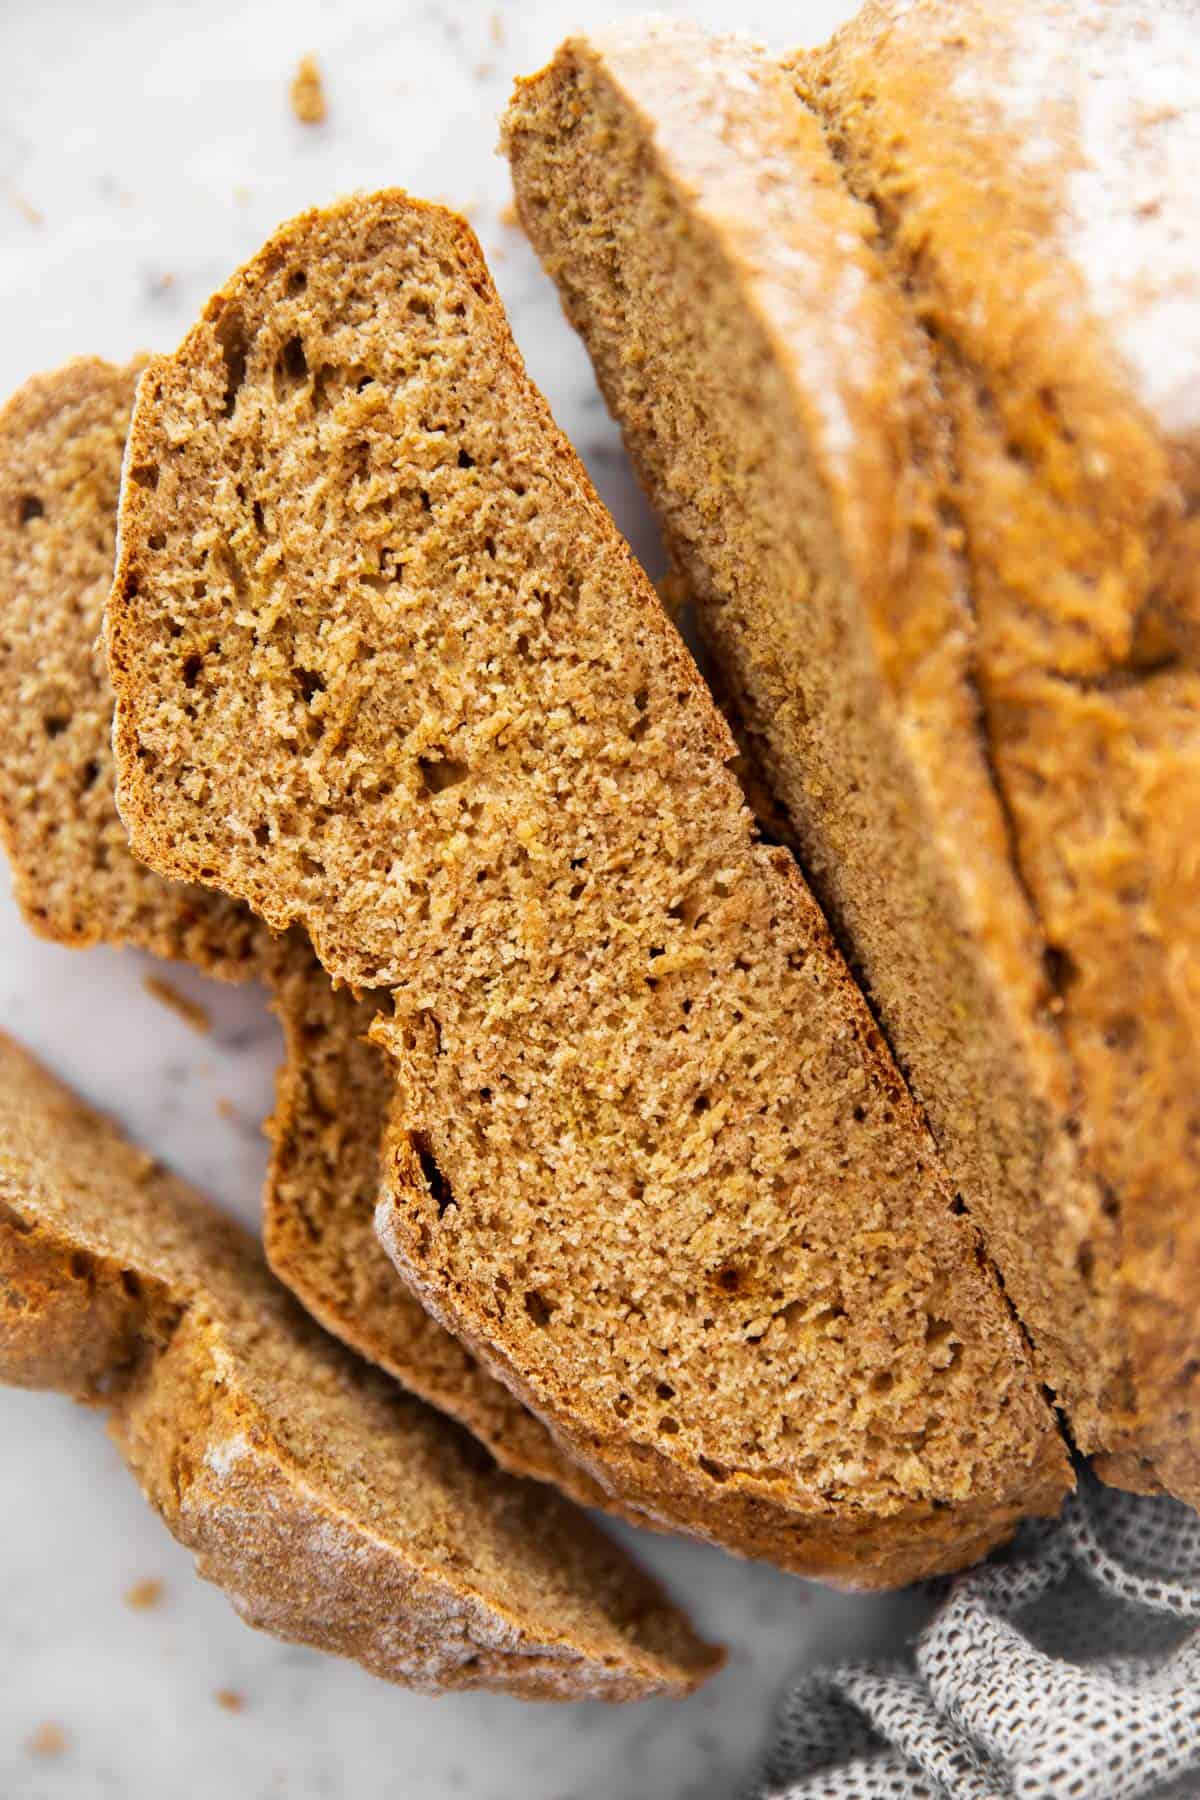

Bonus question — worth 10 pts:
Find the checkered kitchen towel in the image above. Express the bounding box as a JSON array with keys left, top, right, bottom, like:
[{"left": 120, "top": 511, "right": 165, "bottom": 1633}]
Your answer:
[{"left": 747, "top": 1472, "right": 1200, "bottom": 1800}]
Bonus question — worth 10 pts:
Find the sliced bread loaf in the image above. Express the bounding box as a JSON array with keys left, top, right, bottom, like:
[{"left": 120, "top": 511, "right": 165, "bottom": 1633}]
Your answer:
[
  {"left": 504, "top": 14, "right": 1200, "bottom": 1505},
  {"left": 107, "top": 192, "right": 1068, "bottom": 1582},
  {"left": 0, "top": 1030, "right": 717, "bottom": 1698},
  {"left": 0, "top": 355, "right": 617, "bottom": 1510},
  {"left": 797, "top": 0, "right": 1200, "bottom": 1505}
]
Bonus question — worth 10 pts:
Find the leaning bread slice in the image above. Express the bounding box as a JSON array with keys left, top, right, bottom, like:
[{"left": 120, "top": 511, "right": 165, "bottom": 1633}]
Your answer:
[
  {"left": 0, "top": 356, "right": 618, "bottom": 1510},
  {"left": 504, "top": 17, "right": 1199, "bottom": 1505},
  {"left": 107, "top": 192, "right": 1068, "bottom": 1581},
  {"left": 264, "top": 958, "right": 627, "bottom": 1510},
  {"left": 0, "top": 1032, "right": 717, "bottom": 1699},
  {"left": 796, "top": 0, "right": 1200, "bottom": 1507}
]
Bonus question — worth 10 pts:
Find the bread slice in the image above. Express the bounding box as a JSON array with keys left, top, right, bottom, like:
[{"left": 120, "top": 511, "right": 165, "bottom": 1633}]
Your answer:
[
  {"left": 0, "top": 358, "right": 265, "bottom": 976},
  {"left": 106, "top": 191, "right": 1068, "bottom": 1582},
  {"left": 0, "top": 356, "right": 619, "bottom": 1510},
  {"left": 503, "top": 15, "right": 1200, "bottom": 1505},
  {"left": 0, "top": 1030, "right": 717, "bottom": 1698},
  {"left": 265, "top": 958, "right": 625, "bottom": 1509}
]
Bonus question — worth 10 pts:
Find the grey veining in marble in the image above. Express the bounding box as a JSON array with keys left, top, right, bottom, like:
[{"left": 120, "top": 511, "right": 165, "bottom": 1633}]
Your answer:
[{"left": 0, "top": 3, "right": 920, "bottom": 1796}]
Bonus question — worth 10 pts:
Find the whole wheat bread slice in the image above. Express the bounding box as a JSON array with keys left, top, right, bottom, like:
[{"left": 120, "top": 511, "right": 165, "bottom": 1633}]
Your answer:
[
  {"left": 106, "top": 192, "right": 1068, "bottom": 1582},
  {"left": 504, "top": 12, "right": 1199, "bottom": 1505},
  {"left": 265, "top": 957, "right": 629, "bottom": 1507},
  {"left": 0, "top": 1030, "right": 717, "bottom": 1698},
  {"left": 0, "top": 356, "right": 619, "bottom": 1511}
]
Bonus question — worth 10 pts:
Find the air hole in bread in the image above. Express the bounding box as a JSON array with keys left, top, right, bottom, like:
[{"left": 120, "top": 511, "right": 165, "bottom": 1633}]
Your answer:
[
  {"left": 1043, "top": 944, "right": 1078, "bottom": 1001},
  {"left": 418, "top": 755, "right": 469, "bottom": 796},
  {"left": 69, "top": 1250, "right": 93, "bottom": 1281},
  {"left": 698, "top": 1455, "right": 729, "bottom": 1484},
  {"left": 80, "top": 759, "right": 100, "bottom": 792},
  {"left": 182, "top": 654, "right": 204, "bottom": 689},
  {"left": 286, "top": 268, "right": 307, "bottom": 295},
  {"left": 525, "top": 1289, "right": 555, "bottom": 1328},
  {"left": 214, "top": 305, "right": 250, "bottom": 417},
  {"left": 274, "top": 335, "right": 309, "bottom": 400},
  {"left": 129, "top": 463, "right": 159, "bottom": 491},
  {"left": 412, "top": 1130, "right": 454, "bottom": 1216},
  {"left": 658, "top": 1415, "right": 680, "bottom": 1435},
  {"left": 18, "top": 493, "right": 44, "bottom": 524},
  {"left": 43, "top": 715, "right": 68, "bottom": 739},
  {"left": 120, "top": 1269, "right": 142, "bottom": 1299},
  {"left": 295, "top": 668, "right": 324, "bottom": 705}
]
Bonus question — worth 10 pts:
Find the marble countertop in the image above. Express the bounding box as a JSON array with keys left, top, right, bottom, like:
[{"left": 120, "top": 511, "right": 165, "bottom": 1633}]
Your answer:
[{"left": 0, "top": 2, "right": 929, "bottom": 1795}]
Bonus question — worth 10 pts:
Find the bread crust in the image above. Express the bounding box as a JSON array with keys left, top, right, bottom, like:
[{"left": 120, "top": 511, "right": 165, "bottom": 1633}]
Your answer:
[{"left": 0, "top": 1031, "right": 719, "bottom": 1699}]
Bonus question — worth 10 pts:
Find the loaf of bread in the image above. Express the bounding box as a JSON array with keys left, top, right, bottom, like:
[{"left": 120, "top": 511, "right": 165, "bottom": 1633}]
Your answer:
[
  {"left": 0, "top": 1031, "right": 717, "bottom": 1698},
  {"left": 504, "top": 8, "right": 1200, "bottom": 1505},
  {"left": 0, "top": 354, "right": 617, "bottom": 1510},
  {"left": 106, "top": 191, "right": 1068, "bottom": 1583},
  {"left": 800, "top": 0, "right": 1200, "bottom": 1505}
]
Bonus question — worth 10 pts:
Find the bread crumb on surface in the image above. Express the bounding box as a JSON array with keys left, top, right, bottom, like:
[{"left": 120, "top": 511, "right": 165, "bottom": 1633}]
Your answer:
[
  {"left": 124, "top": 1577, "right": 165, "bottom": 1611},
  {"left": 490, "top": 10, "right": 505, "bottom": 48},
  {"left": 499, "top": 199, "right": 521, "bottom": 230},
  {"left": 290, "top": 54, "right": 327, "bottom": 125},
  {"left": 142, "top": 973, "right": 211, "bottom": 1034},
  {"left": 214, "top": 1689, "right": 245, "bottom": 1713},
  {"left": 27, "top": 1723, "right": 67, "bottom": 1758},
  {"left": 5, "top": 186, "right": 43, "bottom": 228}
]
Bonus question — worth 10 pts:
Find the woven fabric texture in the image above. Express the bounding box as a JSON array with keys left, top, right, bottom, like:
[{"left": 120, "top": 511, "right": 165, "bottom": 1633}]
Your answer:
[{"left": 747, "top": 1474, "right": 1200, "bottom": 1800}]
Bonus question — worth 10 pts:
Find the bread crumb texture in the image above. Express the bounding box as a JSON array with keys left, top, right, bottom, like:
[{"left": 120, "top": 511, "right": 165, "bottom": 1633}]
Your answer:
[
  {"left": 0, "top": 1031, "right": 719, "bottom": 1698},
  {"left": 107, "top": 190, "right": 1067, "bottom": 1581}
]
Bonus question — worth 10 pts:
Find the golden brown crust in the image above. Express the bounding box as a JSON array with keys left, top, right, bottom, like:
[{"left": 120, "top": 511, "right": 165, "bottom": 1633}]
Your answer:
[
  {"left": 0, "top": 1031, "right": 719, "bottom": 1699},
  {"left": 799, "top": 0, "right": 1200, "bottom": 1503},
  {"left": 107, "top": 190, "right": 1066, "bottom": 1582}
]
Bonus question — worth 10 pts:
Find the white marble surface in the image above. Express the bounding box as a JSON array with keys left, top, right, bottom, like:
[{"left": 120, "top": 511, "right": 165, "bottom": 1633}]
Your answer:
[{"left": 0, "top": 2, "right": 935, "bottom": 1795}]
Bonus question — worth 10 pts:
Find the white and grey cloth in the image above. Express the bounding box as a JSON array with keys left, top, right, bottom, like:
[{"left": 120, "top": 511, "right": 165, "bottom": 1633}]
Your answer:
[{"left": 747, "top": 1473, "right": 1200, "bottom": 1800}]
